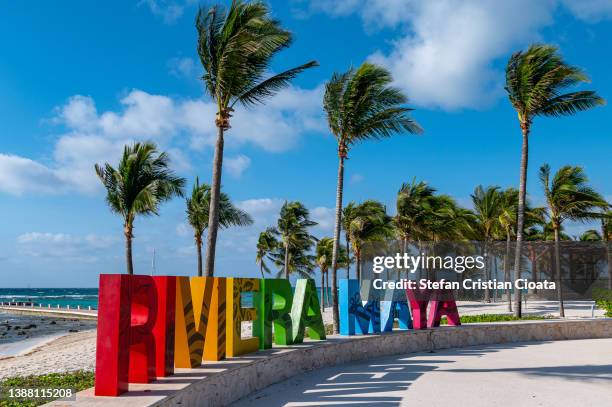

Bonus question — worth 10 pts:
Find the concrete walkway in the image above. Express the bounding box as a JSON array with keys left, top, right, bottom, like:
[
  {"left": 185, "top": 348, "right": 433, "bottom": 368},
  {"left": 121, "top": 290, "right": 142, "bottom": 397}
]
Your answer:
[{"left": 231, "top": 338, "right": 612, "bottom": 407}]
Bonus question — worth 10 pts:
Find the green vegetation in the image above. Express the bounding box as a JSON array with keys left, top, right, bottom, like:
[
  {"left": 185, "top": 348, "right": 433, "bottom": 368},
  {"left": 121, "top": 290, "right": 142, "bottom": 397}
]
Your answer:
[
  {"left": 186, "top": 177, "right": 253, "bottom": 276},
  {"left": 504, "top": 44, "right": 605, "bottom": 318},
  {"left": 315, "top": 237, "right": 348, "bottom": 310},
  {"left": 195, "top": 0, "right": 318, "bottom": 277},
  {"left": 324, "top": 62, "right": 422, "bottom": 333},
  {"left": 539, "top": 164, "right": 608, "bottom": 316},
  {"left": 592, "top": 288, "right": 612, "bottom": 317},
  {"left": 441, "top": 314, "right": 555, "bottom": 325},
  {"left": 256, "top": 201, "right": 318, "bottom": 279},
  {"left": 95, "top": 142, "right": 185, "bottom": 275},
  {"left": 0, "top": 371, "right": 94, "bottom": 407}
]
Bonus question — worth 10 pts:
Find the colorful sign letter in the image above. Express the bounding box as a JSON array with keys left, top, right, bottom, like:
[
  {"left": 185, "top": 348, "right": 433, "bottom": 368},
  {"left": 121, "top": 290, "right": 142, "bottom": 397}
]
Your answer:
[
  {"left": 226, "top": 278, "right": 260, "bottom": 357},
  {"left": 291, "top": 279, "right": 326, "bottom": 342},
  {"left": 254, "top": 279, "right": 294, "bottom": 349}
]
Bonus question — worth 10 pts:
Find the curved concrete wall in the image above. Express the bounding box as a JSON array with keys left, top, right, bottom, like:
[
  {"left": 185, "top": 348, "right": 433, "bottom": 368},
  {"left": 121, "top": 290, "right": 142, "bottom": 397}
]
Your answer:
[{"left": 52, "top": 319, "right": 612, "bottom": 407}]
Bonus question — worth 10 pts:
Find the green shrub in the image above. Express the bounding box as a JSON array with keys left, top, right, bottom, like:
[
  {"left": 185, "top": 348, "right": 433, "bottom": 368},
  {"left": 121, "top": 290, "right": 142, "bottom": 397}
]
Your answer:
[
  {"left": 592, "top": 287, "right": 612, "bottom": 317},
  {"left": 441, "top": 314, "right": 555, "bottom": 324},
  {"left": 0, "top": 371, "right": 94, "bottom": 407}
]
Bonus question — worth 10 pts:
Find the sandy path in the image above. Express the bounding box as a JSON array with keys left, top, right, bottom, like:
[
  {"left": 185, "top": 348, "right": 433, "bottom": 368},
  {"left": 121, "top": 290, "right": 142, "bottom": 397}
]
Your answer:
[{"left": 0, "top": 330, "right": 96, "bottom": 379}]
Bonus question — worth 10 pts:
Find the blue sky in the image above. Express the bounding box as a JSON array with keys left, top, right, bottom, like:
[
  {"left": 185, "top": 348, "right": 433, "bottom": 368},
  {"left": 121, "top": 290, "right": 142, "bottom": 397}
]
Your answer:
[{"left": 0, "top": 0, "right": 611, "bottom": 287}]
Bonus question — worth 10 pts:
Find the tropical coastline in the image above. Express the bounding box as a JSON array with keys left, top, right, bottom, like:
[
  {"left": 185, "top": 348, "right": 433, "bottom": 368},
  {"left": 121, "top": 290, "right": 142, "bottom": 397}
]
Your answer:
[{"left": 0, "top": 1, "right": 611, "bottom": 406}]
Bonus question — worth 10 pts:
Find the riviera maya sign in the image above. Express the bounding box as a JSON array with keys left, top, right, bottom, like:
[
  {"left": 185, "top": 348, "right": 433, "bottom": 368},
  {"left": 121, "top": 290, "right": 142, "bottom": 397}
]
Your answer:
[{"left": 94, "top": 274, "right": 460, "bottom": 396}]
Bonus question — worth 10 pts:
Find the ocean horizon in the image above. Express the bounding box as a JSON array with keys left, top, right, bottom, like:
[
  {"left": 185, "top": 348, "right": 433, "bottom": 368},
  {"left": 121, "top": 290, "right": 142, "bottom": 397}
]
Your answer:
[
  {"left": 0, "top": 286, "right": 333, "bottom": 311},
  {"left": 0, "top": 288, "right": 99, "bottom": 309}
]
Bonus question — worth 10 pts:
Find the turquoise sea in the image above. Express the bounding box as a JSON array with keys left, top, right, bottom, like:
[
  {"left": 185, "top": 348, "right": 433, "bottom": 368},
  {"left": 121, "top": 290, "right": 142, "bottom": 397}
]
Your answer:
[
  {"left": 0, "top": 287, "right": 333, "bottom": 311},
  {"left": 0, "top": 288, "right": 99, "bottom": 309}
]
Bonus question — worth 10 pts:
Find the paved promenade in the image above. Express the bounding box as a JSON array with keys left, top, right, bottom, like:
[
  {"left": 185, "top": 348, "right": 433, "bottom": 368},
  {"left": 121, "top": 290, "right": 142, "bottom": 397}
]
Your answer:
[{"left": 232, "top": 338, "right": 612, "bottom": 407}]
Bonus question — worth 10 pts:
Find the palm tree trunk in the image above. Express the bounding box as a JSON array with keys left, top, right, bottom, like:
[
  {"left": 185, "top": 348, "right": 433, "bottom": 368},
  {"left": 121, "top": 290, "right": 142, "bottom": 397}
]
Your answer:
[
  {"left": 530, "top": 254, "right": 538, "bottom": 294},
  {"left": 553, "top": 225, "right": 565, "bottom": 317},
  {"left": 205, "top": 125, "right": 225, "bottom": 277},
  {"left": 356, "top": 250, "right": 361, "bottom": 281},
  {"left": 284, "top": 242, "right": 290, "bottom": 279},
  {"left": 320, "top": 270, "right": 325, "bottom": 312},
  {"left": 512, "top": 123, "right": 529, "bottom": 318},
  {"left": 326, "top": 271, "right": 330, "bottom": 309},
  {"left": 345, "top": 238, "right": 351, "bottom": 279},
  {"left": 124, "top": 223, "right": 134, "bottom": 275},
  {"left": 605, "top": 220, "right": 612, "bottom": 290},
  {"left": 330, "top": 154, "right": 345, "bottom": 334},
  {"left": 196, "top": 237, "right": 203, "bottom": 277},
  {"left": 608, "top": 243, "right": 612, "bottom": 290},
  {"left": 483, "top": 240, "right": 490, "bottom": 303},
  {"left": 504, "top": 231, "right": 512, "bottom": 312}
]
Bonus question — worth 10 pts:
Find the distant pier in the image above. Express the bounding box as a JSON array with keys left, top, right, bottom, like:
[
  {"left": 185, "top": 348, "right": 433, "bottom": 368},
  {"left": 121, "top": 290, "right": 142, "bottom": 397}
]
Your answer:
[{"left": 0, "top": 302, "right": 97, "bottom": 319}]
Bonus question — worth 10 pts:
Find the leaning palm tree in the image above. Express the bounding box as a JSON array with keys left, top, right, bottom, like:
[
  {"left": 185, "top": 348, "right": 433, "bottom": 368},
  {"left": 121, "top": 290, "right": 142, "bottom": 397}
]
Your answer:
[
  {"left": 196, "top": 1, "right": 318, "bottom": 277},
  {"left": 395, "top": 178, "right": 436, "bottom": 249},
  {"left": 274, "top": 201, "right": 317, "bottom": 279},
  {"left": 505, "top": 44, "right": 605, "bottom": 317},
  {"left": 187, "top": 177, "right": 253, "bottom": 276},
  {"left": 540, "top": 164, "right": 608, "bottom": 317},
  {"left": 324, "top": 62, "right": 422, "bottom": 333},
  {"left": 95, "top": 142, "right": 185, "bottom": 275},
  {"left": 471, "top": 185, "right": 502, "bottom": 303},
  {"left": 256, "top": 227, "right": 278, "bottom": 278},
  {"left": 349, "top": 201, "right": 394, "bottom": 281},
  {"left": 341, "top": 203, "right": 358, "bottom": 279},
  {"left": 316, "top": 237, "right": 348, "bottom": 310}
]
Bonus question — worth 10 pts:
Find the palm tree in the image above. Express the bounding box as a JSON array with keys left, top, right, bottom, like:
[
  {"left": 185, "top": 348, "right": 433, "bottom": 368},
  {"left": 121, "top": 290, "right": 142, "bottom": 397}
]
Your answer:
[
  {"left": 316, "top": 237, "right": 348, "bottom": 310},
  {"left": 196, "top": 1, "right": 318, "bottom": 277},
  {"left": 95, "top": 142, "right": 185, "bottom": 275},
  {"left": 498, "top": 188, "right": 519, "bottom": 311},
  {"left": 270, "top": 241, "right": 316, "bottom": 279},
  {"left": 324, "top": 62, "right": 422, "bottom": 333},
  {"left": 505, "top": 44, "right": 605, "bottom": 317},
  {"left": 498, "top": 188, "right": 547, "bottom": 309},
  {"left": 539, "top": 164, "right": 608, "bottom": 317},
  {"left": 471, "top": 185, "right": 502, "bottom": 303},
  {"left": 256, "top": 227, "right": 278, "bottom": 278},
  {"left": 579, "top": 230, "right": 602, "bottom": 241},
  {"left": 341, "top": 203, "right": 358, "bottom": 279},
  {"left": 349, "top": 201, "right": 394, "bottom": 281},
  {"left": 187, "top": 177, "right": 253, "bottom": 276},
  {"left": 395, "top": 179, "right": 436, "bottom": 248},
  {"left": 315, "top": 237, "right": 333, "bottom": 310},
  {"left": 274, "top": 201, "right": 317, "bottom": 279}
]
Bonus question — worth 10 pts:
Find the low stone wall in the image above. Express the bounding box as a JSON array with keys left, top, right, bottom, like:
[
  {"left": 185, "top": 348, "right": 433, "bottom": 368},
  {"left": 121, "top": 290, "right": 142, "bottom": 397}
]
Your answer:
[{"left": 49, "top": 319, "right": 612, "bottom": 407}]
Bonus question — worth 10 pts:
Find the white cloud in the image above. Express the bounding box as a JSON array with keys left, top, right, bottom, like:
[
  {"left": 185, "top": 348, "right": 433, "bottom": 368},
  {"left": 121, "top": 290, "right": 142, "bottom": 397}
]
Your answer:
[
  {"left": 368, "top": 0, "right": 556, "bottom": 110},
  {"left": 168, "top": 57, "right": 199, "bottom": 80},
  {"left": 176, "top": 223, "right": 191, "bottom": 237},
  {"left": 310, "top": 206, "right": 335, "bottom": 233},
  {"left": 140, "top": 0, "right": 197, "bottom": 24},
  {"left": 16, "top": 232, "right": 116, "bottom": 261},
  {"left": 561, "top": 0, "right": 612, "bottom": 21},
  {"left": 189, "top": 85, "right": 326, "bottom": 152},
  {"left": 350, "top": 173, "right": 364, "bottom": 184},
  {"left": 236, "top": 198, "right": 284, "bottom": 225},
  {"left": 1, "top": 84, "right": 323, "bottom": 196},
  {"left": 303, "top": 0, "right": 612, "bottom": 110},
  {"left": 0, "top": 154, "right": 68, "bottom": 195},
  {"left": 225, "top": 154, "right": 251, "bottom": 177}
]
